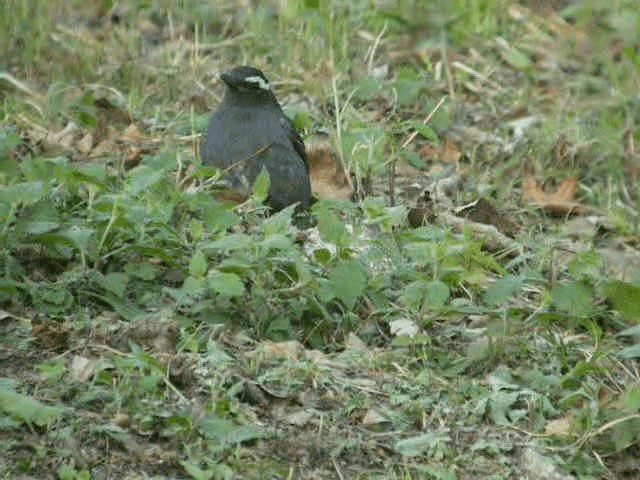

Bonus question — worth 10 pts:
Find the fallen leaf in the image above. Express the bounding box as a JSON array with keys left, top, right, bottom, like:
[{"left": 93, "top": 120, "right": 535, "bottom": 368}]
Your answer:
[
  {"left": 389, "top": 318, "right": 419, "bottom": 338},
  {"left": 418, "top": 136, "right": 461, "bottom": 164},
  {"left": 456, "top": 197, "right": 519, "bottom": 237},
  {"left": 306, "top": 135, "right": 353, "bottom": 200},
  {"left": 362, "top": 409, "right": 390, "bottom": 426},
  {"left": 544, "top": 417, "right": 571, "bottom": 437},
  {"left": 32, "top": 317, "right": 70, "bottom": 352},
  {"left": 263, "top": 340, "right": 303, "bottom": 360},
  {"left": 70, "top": 355, "right": 95, "bottom": 382},
  {"left": 522, "top": 176, "right": 587, "bottom": 215}
]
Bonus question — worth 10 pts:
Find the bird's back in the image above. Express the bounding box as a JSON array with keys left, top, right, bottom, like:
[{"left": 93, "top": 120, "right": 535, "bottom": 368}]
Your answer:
[{"left": 201, "top": 101, "right": 311, "bottom": 209}]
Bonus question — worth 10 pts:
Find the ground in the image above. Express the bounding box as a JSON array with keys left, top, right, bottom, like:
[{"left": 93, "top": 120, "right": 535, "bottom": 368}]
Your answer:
[{"left": 1, "top": 1, "right": 639, "bottom": 479}]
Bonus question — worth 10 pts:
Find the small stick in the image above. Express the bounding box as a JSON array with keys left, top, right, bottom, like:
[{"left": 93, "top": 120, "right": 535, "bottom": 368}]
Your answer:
[
  {"left": 223, "top": 144, "right": 272, "bottom": 172},
  {"left": 400, "top": 95, "right": 447, "bottom": 149}
]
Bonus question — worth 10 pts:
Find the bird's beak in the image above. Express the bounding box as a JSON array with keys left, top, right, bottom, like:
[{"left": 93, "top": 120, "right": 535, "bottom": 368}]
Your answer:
[{"left": 219, "top": 72, "right": 234, "bottom": 87}]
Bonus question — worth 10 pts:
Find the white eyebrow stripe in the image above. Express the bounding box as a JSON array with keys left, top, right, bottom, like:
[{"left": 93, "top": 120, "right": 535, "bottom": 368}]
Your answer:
[{"left": 244, "top": 75, "right": 271, "bottom": 90}]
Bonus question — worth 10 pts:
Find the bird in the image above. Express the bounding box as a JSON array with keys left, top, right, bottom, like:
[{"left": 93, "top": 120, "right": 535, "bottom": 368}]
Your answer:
[{"left": 200, "top": 66, "right": 312, "bottom": 211}]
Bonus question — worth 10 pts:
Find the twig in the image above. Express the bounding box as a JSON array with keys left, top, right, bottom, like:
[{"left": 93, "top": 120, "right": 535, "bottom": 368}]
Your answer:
[
  {"left": 366, "top": 22, "right": 388, "bottom": 73},
  {"left": 223, "top": 144, "right": 272, "bottom": 173},
  {"left": 440, "top": 32, "right": 456, "bottom": 99},
  {"left": 400, "top": 95, "right": 447, "bottom": 149},
  {"left": 0, "top": 72, "right": 45, "bottom": 103}
]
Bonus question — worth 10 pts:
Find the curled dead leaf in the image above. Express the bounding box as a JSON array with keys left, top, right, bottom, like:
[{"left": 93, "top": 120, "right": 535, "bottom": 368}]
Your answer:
[{"left": 306, "top": 135, "right": 353, "bottom": 200}]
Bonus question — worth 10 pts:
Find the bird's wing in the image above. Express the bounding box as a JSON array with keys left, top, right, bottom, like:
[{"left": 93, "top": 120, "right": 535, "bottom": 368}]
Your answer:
[{"left": 280, "top": 116, "right": 309, "bottom": 172}]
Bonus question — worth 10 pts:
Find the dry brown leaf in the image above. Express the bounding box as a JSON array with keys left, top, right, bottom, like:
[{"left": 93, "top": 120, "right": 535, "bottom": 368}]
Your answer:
[
  {"left": 306, "top": 136, "right": 353, "bottom": 200},
  {"left": 456, "top": 197, "right": 519, "bottom": 237},
  {"left": 545, "top": 417, "right": 572, "bottom": 437},
  {"left": 418, "top": 137, "right": 462, "bottom": 164},
  {"left": 31, "top": 317, "right": 70, "bottom": 352},
  {"left": 522, "top": 176, "right": 587, "bottom": 215},
  {"left": 262, "top": 340, "right": 303, "bottom": 361},
  {"left": 77, "top": 132, "right": 94, "bottom": 154}
]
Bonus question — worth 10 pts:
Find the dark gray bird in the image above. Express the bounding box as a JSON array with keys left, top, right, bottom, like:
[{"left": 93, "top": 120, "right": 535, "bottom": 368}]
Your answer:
[{"left": 200, "top": 66, "right": 312, "bottom": 210}]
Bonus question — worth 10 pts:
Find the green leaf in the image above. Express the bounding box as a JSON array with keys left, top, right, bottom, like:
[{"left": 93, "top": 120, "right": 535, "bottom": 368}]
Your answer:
[
  {"left": 125, "top": 262, "right": 158, "bottom": 281},
  {"left": 203, "top": 233, "right": 253, "bottom": 253},
  {"left": 488, "top": 391, "right": 520, "bottom": 426},
  {"left": 551, "top": 281, "right": 594, "bottom": 317},
  {"left": 181, "top": 461, "right": 214, "bottom": 480},
  {"left": 394, "top": 67, "right": 425, "bottom": 106},
  {"left": 425, "top": 280, "right": 449, "bottom": 307},
  {"left": 328, "top": 259, "right": 367, "bottom": 309},
  {"left": 602, "top": 280, "right": 640, "bottom": 321},
  {"left": 207, "top": 271, "right": 245, "bottom": 297},
  {"left": 407, "top": 121, "right": 439, "bottom": 142},
  {"left": 125, "top": 165, "right": 165, "bottom": 196},
  {"left": 0, "top": 181, "right": 45, "bottom": 206},
  {"left": 500, "top": 47, "right": 532, "bottom": 70},
  {"left": 395, "top": 433, "right": 440, "bottom": 457},
  {"left": 617, "top": 344, "right": 640, "bottom": 359},
  {"left": 353, "top": 74, "right": 382, "bottom": 101},
  {"left": 314, "top": 202, "right": 350, "bottom": 246},
  {"left": 197, "top": 416, "right": 264, "bottom": 444},
  {"left": 0, "top": 130, "right": 21, "bottom": 157},
  {"left": 0, "top": 388, "right": 65, "bottom": 426},
  {"left": 484, "top": 275, "right": 523, "bottom": 306},
  {"left": 95, "top": 272, "right": 129, "bottom": 298},
  {"left": 189, "top": 250, "right": 208, "bottom": 278},
  {"left": 59, "top": 226, "right": 94, "bottom": 252},
  {"left": 624, "top": 384, "right": 640, "bottom": 410},
  {"left": 251, "top": 167, "right": 271, "bottom": 203},
  {"left": 402, "top": 280, "right": 427, "bottom": 310}
]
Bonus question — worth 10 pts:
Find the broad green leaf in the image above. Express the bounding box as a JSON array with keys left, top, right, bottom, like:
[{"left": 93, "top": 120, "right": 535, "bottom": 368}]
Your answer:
[
  {"left": 488, "top": 391, "right": 520, "bottom": 426},
  {"left": 0, "top": 130, "right": 21, "bottom": 157},
  {"left": 197, "top": 417, "right": 264, "bottom": 444},
  {"left": 0, "top": 181, "right": 44, "bottom": 206},
  {"left": 618, "top": 344, "right": 640, "bottom": 359},
  {"left": 263, "top": 204, "right": 296, "bottom": 234},
  {"left": 314, "top": 202, "right": 350, "bottom": 246},
  {"left": 328, "top": 259, "right": 367, "bottom": 309},
  {"left": 402, "top": 280, "right": 427, "bottom": 310},
  {"left": 353, "top": 74, "right": 382, "bottom": 101},
  {"left": 260, "top": 234, "right": 293, "bottom": 251},
  {"left": 0, "top": 388, "right": 65, "bottom": 426},
  {"left": 602, "top": 280, "right": 640, "bottom": 322},
  {"left": 395, "top": 433, "right": 440, "bottom": 457},
  {"left": 207, "top": 271, "right": 245, "bottom": 297},
  {"left": 394, "top": 67, "right": 425, "bottom": 106},
  {"left": 407, "top": 121, "right": 439, "bottom": 142},
  {"left": 551, "top": 281, "right": 594, "bottom": 317},
  {"left": 484, "top": 275, "right": 523, "bottom": 306},
  {"left": 60, "top": 226, "right": 94, "bottom": 252},
  {"left": 189, "top": 250, "right": 208, "bottom": 278},
  {"left": 181, "top": 276, "right": 206, "bottom": 297},
  {"left": 251, "top": 167, "right": 270, "bottom": 203},
  {"left": 181, "top": 461, "right": 214, "bottom": 480},
  {"left": 19, "top": 220, "right": 60, "bottom": 235},
  {"left": 125, "top": 262, "right": 158, "bottom": 281},
  {"left": 624, "top": 384, "right": 640, "bottom": 410},
  {"left": 58, "top": 465, "right": 91, "bottom": 480},
  {"left": 98, "top": 272, "right": 129, "bottom": 299},
  {"left": 500, "top": 47, "right": 532, "bottom": 70},
  {"left": 125, "top": 165, "right": 165, "bottom": 196},
  {"left": 425, "top": 280, "right": 449, "bottom": 307},
  {"left": 202, "top": 233, "right": 252, "bottom": 252}
]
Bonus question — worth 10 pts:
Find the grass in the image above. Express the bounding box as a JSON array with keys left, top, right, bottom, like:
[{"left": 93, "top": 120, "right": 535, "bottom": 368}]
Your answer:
[{"left": 1, "top": 0, "right": 640, "bottom": 478}]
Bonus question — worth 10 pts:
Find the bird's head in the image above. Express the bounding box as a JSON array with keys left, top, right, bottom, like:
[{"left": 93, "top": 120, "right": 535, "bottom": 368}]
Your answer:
[{"left": 220, "top": 66, "right": 276, "bottom": 102}]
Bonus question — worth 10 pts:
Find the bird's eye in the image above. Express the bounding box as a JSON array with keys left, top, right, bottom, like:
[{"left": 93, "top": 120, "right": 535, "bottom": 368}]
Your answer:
[{"left": 243, "top": 76, "right": 271, "bottom": 91}]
